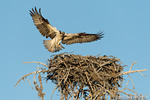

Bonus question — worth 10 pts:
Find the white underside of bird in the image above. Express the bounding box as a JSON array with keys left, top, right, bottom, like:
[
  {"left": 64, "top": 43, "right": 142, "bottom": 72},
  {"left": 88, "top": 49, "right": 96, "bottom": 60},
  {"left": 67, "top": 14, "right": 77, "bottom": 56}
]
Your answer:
[{"left": 43, "top": 31, "right": 64, "bottom": 52}]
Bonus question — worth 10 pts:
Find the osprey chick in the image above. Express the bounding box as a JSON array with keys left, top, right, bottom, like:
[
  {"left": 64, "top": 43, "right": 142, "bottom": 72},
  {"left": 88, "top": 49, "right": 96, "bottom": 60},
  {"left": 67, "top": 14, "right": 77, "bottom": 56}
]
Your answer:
[{"left": 30, "top": 7, "right": 104, "bottom": 53}]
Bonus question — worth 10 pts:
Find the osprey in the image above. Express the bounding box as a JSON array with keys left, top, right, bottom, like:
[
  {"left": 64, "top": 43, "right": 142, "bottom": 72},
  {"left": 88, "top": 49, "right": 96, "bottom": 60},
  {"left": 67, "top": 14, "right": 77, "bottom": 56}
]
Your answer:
[{"left": 30, "top": 7, "right": 104, "bottom": 52}]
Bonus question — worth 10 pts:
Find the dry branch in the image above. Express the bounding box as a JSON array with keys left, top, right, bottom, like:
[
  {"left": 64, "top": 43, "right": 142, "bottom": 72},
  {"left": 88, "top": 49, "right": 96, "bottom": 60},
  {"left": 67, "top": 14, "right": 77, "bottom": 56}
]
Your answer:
[
  {"left": 22, "top": 61, "right": 48, "bottom": 68},
  {"left": 121, "top": 69, "right": 147, "bottom": 75}
]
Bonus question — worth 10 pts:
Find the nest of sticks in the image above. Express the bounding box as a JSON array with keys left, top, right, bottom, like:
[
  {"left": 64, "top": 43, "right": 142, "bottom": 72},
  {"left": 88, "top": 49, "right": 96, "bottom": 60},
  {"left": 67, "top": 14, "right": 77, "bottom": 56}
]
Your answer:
[
  {"left": 47, "top": 53, "right": 123, "bottom": 100},
  {"left": 15, "top": 53, "right": 147, "bottom": 100}
]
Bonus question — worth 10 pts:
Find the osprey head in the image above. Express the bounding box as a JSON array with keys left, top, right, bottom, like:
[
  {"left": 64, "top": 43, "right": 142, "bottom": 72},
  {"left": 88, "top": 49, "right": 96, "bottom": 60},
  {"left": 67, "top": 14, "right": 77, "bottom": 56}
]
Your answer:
[
  {"left": 59, "top": 31, "right": 66, "bottom": 37},
  {"left": 60, "top": 31, "right": 65, "bottom": 35}
]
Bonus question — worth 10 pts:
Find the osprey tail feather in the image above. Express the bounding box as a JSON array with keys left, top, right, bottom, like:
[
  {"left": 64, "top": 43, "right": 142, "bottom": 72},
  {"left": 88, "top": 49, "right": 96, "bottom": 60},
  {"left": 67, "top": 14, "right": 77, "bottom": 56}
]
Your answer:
[{"left": 43, "top": 40, "right": 64, "bottom": 52}]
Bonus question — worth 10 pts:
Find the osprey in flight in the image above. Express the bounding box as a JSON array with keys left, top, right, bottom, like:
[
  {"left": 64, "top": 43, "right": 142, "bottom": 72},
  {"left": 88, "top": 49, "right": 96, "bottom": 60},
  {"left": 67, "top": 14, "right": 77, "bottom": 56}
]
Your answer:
[{"left": 30, "top": 7, "right": 104, "bottom": 52}]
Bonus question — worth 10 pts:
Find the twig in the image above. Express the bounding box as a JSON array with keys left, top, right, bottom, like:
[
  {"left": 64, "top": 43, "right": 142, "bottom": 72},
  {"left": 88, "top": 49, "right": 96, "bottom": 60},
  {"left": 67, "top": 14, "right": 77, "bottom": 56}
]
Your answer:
[
  {"left": 64, "top": 68, "right": 70, "bottom": 84},
  {"left": 38, "top": 73, "right": 43, "bottom": 90},
  {"left": 25, "top": 77, "right": 34, "bottom": 90},
  {"left": 129, "top": 61, "right": 137, "bottom": 71},
  {"left": 117, "top": 90, "right": 135, "bottom": 96},
  {"left": 50, "top": 86, "right": 58, "bottom": 100},
  {"left": 121, "top": 80, "right": 130, "bottom": 91},
  {"left": 127, "top": 74, "right": 135, "bottom": 89},
  {"left": 34, "top": 66, "right": 40, "bottom": 83},
  {"left": 126, "top": 88, "right": 137, "bottom": 94},
  {"left": 138, "top": 72, "right": 147, "bottom": 77},
  {"left": 120, "top": 69, "right": 147, "bottom": 76},
  {"left": 22, "top": 61, "right": 49, "bottom": 68},
  {"left": 85, "top": 72, "right": 94, "bottom": 93}
]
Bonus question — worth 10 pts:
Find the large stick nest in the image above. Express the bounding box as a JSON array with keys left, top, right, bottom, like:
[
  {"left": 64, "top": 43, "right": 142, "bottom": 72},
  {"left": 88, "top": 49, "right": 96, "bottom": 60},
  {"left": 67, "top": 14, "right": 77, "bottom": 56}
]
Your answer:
[
  {"left": 46, "top": 53, "right": 124, "bottom": 100},
  {"left": 16, "top": 53, "right": 147, "bottom": 100}
]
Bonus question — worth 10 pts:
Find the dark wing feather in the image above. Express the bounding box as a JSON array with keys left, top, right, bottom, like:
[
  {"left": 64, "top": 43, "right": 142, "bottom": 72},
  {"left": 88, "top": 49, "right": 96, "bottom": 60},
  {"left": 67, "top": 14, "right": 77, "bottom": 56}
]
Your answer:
[
  {"left": 62, "top": 31, "right": 104, "bottom": 44},
  {"left": 29, "top": 7, "right": 58, "bottom": 39}
]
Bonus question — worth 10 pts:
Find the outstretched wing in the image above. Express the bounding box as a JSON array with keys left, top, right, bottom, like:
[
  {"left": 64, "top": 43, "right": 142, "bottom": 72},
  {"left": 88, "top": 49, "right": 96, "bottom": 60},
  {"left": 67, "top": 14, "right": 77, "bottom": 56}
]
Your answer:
[
  {"left": 29, "top": 7, "right": 59, "bottom": 39},
  {"left": 62, "top": 31, "right": 104, "bottom": 45}
]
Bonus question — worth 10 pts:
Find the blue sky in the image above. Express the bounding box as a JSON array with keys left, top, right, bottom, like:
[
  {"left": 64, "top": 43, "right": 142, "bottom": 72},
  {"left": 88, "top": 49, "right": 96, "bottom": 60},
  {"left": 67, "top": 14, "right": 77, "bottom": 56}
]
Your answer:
[{"left": 0, "top": 0, "right": 150, "bottom": 100}]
